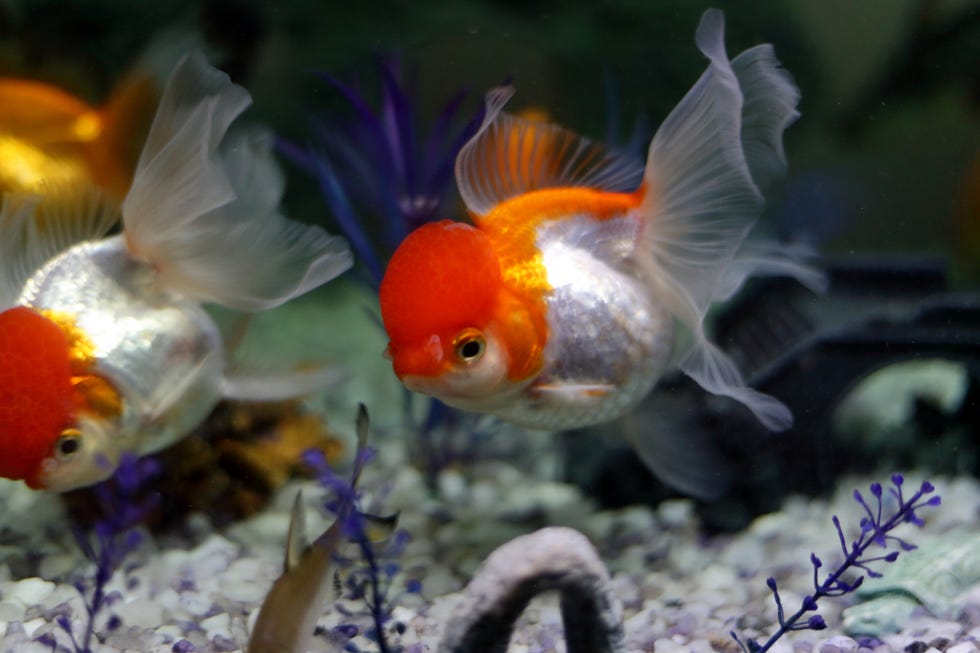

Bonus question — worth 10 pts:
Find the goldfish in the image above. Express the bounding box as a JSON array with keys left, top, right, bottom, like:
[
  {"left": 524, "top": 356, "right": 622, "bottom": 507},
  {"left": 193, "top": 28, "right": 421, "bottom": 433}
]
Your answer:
[
  {"left": 379, "top": 10, "right": 823, "bottom": 434},
  {"left": 0, "top": 55, "right": 162, "bottom": 201},
  {"left": 0, "top": 53, "right": 352, "bottom": 492}
]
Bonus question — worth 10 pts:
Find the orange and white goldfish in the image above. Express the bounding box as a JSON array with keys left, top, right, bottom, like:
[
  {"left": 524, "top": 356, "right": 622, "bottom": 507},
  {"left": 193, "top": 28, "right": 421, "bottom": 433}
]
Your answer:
[
  {"left": 379, "top": 10, "right": 822, "bottom": 433},
  {"left": 0, "top": 53, "right": 352, "bottom": 492},
  {"left": 0, "top": 58, "right": 161, "bottom": 201}
]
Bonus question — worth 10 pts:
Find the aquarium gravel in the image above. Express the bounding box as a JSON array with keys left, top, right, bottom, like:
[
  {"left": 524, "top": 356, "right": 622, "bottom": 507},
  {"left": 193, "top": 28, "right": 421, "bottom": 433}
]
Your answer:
[{"left": 1, "top": 448, "right": 978, "bottom": 653}]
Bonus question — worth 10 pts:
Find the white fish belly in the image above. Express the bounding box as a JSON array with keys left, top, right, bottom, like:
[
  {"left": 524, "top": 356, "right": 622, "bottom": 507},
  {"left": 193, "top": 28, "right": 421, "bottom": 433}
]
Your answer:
[
  {"left": 17, "top": 235, "right": 225, "bottom": 454},
  {"left": 495, "top": 216, "right": 674, "bottom": 430}
]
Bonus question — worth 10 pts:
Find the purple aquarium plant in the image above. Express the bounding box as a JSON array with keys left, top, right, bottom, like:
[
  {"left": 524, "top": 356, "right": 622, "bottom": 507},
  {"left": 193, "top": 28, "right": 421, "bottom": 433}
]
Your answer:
[
  {"left": 278, "top": 57, "right": 483, "bottom": 288},
  {"left": 302, "top": 413, "right": 418, "bottom": 653},
  {"left": 59, "top": 453, "right": 161, "bottom": 653},
  {"left": 731, "top": 474, "right": 941, "bottom": 653}
]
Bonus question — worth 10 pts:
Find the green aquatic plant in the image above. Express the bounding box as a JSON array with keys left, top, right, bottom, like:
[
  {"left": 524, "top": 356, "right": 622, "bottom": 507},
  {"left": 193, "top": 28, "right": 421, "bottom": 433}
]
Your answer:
[{"left": 731, "top": 474, "right": 941, "bottom": 653}]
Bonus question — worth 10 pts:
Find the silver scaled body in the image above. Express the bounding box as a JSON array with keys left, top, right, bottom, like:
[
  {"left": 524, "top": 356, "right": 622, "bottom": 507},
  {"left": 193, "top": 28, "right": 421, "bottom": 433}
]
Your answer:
[
  {"left": 491, "top": 214, "right": 674, "bottom": 431},
  {"left": 18, "top": 234, "right": 225, "bottom": 458}
]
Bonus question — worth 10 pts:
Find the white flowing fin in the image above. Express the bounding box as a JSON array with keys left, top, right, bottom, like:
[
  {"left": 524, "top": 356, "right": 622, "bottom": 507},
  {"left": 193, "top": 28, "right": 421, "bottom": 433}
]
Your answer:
[
  {"left": 717, "top": 238, "right": 827, "bottom": 302},
  {"left": 122, "top": 53, "right": 352, "bottom": 310},
  {"left": 731, "top": 44, "right": 800, "bottom": 194},
  {"left": 219, "top": 363, "right": 347, "bottom": 402},
  {"left": 638, "top": 9, "right": 802, "bottom": 430},
  {"left": 0, "top": 182, "right": 119, "bottom": 308},
  {"left": 623, "top": 393, "right": 734, "bottom": 500},
  {"left": 456, "top": 86, "right": 645, "bottom": 219}
]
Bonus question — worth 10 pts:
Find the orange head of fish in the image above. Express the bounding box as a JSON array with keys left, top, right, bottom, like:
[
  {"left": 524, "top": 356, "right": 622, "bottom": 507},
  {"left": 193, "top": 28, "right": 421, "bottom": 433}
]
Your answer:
[
  {"left": 0, "top": 306, "right": 78, "bottom": 488},
  {"left": 379, "top": 220, "right": 521, "bottom": 402}
]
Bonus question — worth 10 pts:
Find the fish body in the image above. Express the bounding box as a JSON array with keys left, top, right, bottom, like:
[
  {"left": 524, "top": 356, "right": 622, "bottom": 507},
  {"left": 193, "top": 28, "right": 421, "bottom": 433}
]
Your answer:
[
  {"left": 16, "top": 236, "right": 225, "bottom": 490},
  {"left": 380, "top": 10, "right": 823, "bottom": 432},
  {"left": 0, "top": 66, "right": 158, "bottom": 200},
  {"left": 0, "top": 54, "right": 352, "bottom": 491}
]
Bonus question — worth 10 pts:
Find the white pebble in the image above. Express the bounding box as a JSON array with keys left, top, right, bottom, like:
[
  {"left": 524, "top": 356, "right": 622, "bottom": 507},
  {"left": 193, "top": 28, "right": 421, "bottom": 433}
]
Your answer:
[
  {"left": 419, "top": 565, "right": 462, "bottom": 598},
  {"left": 222, "top": 558, "right": 272, "bottom": 603},
  {"left": 0, "top": 599, "right": 25, "bottom": 622},
  {"left": 201, "top": 611, "right": 233, "bottom": 639},
  {"left": 7, "top": 577, "right": 55, "bottom": 606},
  {"left": 657, "top": 499, "right": 694, "bottom": 528},
  {"left": 20, "top": 616, "right": 47, "bottom": 637},
  {"left": 37, "top": 552, "right": 76, "bottom": 580},
  {"left": 818, "top": 635, "right": 858, "bottom": 653},
  {"left": 946, "top": 642, "right": 980, "bottom": 653},
  {"left": 437, "top": 469, "right": 469, "bottom": 505},
  {"left": 178, "top": 589, "right": 215, "bottom": 617},
  {"left": 112, "top": 597, "right": 164, "bottom": 629}
]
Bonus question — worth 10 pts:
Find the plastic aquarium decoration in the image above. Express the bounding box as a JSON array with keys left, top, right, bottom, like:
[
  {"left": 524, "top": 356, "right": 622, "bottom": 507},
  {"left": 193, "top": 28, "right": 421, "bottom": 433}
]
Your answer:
[{"left": 731, "top": 475, "right": 941, "bottom": 653}]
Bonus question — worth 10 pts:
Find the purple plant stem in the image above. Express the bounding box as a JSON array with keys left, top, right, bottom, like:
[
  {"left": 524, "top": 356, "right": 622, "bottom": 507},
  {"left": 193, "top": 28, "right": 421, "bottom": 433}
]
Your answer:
[{"left": 736, "top": 478, "right": 940, "bottom": 653}]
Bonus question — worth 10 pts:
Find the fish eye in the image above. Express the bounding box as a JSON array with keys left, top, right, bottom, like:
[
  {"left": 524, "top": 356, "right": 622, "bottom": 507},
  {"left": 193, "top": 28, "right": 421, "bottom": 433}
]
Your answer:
[
  {"left": 453, "top": 329, "right": 486, "bottom": 364},
  {"left": 55, "top": 429, "right": 82, "bottom": 460}
]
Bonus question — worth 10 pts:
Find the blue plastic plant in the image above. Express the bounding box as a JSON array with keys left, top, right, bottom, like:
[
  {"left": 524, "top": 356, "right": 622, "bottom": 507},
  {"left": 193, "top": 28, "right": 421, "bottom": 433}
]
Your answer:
[
  {"left": 731, "top": 474, "right": 941, "bottom": 653},
  {"left": 278, "top": 57, "right": 483, "bottom": 289},
  {"left": 51, "top": 453, "right": 161, "bottom": 653},
  {"left": 279, "top": 57, "right": 492, "bottom": 485}
]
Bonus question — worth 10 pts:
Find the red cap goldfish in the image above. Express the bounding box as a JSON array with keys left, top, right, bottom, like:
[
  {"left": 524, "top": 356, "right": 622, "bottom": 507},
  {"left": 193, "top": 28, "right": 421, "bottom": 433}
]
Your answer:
[
  {"left": 0, "top": 53, "right": 352, "bottom": 491},
  {"left": 380, "top": 10, "right": 823, "bottom": 432}
]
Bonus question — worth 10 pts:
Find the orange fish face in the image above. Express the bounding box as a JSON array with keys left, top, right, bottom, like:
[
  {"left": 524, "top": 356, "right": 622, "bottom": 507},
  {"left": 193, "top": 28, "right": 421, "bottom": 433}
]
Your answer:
[
  {"left": 392, "top": 326, "right": 513, "bottom": 405},
  {"left": 380, "top": 221, "right": 516, "bottom": 402},
  {"left": 0, "top": 306, "right": 77, "bottom": 487}
]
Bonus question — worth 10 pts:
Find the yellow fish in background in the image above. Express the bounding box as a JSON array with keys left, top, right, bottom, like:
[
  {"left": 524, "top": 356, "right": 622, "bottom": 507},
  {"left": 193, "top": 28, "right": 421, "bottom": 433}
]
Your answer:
[{"left": 0, "top": 49, "right": 164, "bottom": 201}]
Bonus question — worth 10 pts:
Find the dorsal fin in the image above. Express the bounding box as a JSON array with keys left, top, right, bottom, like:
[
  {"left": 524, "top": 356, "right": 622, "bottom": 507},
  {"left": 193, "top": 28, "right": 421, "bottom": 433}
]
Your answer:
[
  {"left": 284, "top": 490, "right": 308, "bottom": 572},
  {"left": 455, "top": 86, "right": 644, "bottom": 219},
  {"left": 122, "top": 53, "right": 352, "bottom": 312},
  {"left": 0, "top": 182, "right": 120, "bottom": 308}
]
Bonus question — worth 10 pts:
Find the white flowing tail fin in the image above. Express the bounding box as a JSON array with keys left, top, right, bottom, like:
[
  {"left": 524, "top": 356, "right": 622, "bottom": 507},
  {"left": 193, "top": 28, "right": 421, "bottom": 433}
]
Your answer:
[
  {"left": 639, "top": 10, "right": 820, "bottom": 430},
  {"left": 122, "top": 53, "right": 352, "bottom": 311}
]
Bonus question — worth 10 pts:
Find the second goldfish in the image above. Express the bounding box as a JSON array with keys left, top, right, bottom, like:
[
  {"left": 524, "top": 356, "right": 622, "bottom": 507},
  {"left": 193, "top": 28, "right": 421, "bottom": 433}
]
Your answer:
[{"left": 379, "top": 10, "right": 823, "bottom": 432}]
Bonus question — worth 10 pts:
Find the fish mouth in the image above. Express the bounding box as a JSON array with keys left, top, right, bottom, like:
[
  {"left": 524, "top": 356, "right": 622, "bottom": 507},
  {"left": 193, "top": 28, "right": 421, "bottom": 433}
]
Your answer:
[
  {"left": 400, "top": 374, "right": 473, "bottom": 403},
  {"left": 400, "top": 374, "right": 442, "bottom": 397}
]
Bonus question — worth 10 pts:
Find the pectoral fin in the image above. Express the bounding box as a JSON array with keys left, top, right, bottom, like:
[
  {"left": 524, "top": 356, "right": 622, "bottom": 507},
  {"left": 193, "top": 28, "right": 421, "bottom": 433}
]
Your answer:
[
  {"left": 531, "top": 382, "right": 615, "bottom": 404},
  {"left": 220, "top": 365, "right": 346, "bottom": 402}
]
